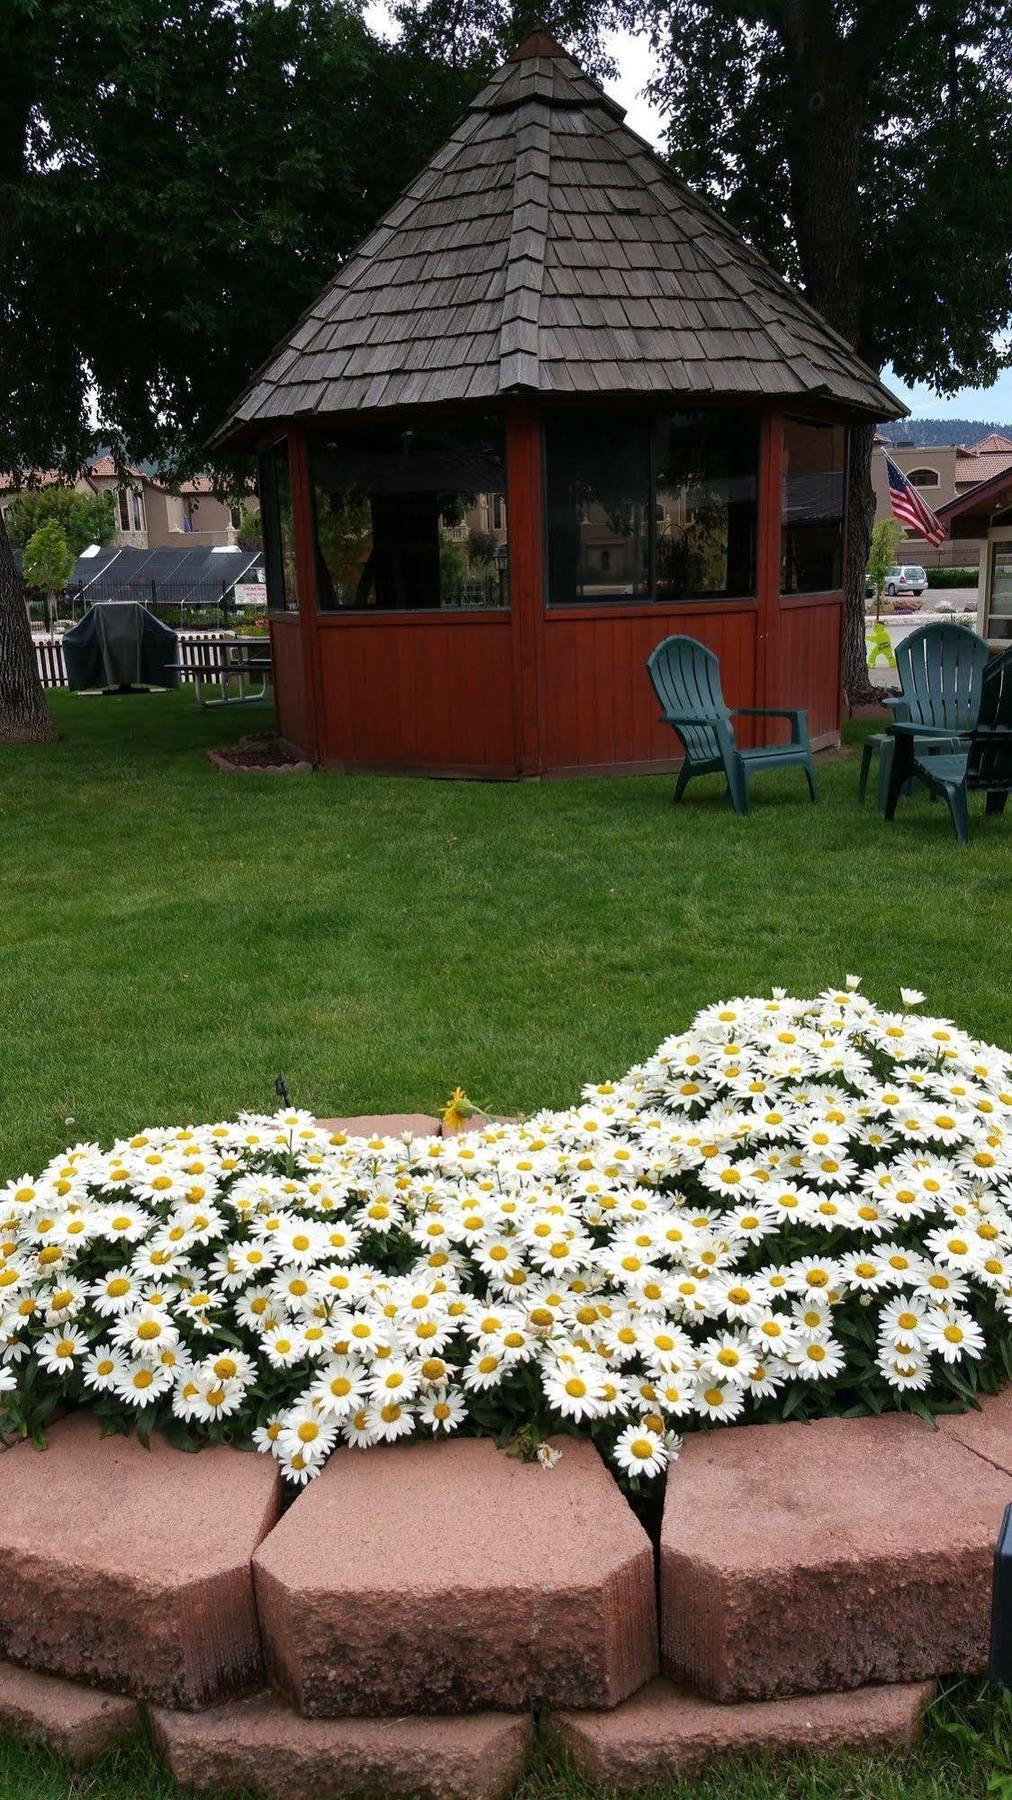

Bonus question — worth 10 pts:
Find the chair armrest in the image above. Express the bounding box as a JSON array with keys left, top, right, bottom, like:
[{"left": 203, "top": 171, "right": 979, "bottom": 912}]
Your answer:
[
  {"left": 732, "top": 707, "right": 807, "bottom": 723},
  {"left": 888, "top": 722, "right": 970, "bottom": 740},
  {"left": 885, "top": 697, "right": 912, "bottom": 718},
  {"left": 732, "top": 705, "right": 809, "bottom": 747},
  {"left": 974, "top": 725, "right": 1012, "bottom": 739}
]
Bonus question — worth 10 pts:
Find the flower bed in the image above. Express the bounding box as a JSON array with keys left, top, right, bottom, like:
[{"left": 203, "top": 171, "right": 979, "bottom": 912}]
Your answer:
[{"left": 2, "top": 983, "right": 1010, "bottom": 1489}]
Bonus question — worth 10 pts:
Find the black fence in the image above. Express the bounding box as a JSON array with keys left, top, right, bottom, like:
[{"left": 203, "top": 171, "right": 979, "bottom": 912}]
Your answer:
[{"left": 24, "top": 578, "right": 264, "bottom": 634}]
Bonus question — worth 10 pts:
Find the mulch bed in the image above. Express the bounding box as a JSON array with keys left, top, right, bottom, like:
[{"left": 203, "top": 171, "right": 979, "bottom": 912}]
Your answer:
[{"left": 208, "top": 734, "right": 313, "bottom": 775}]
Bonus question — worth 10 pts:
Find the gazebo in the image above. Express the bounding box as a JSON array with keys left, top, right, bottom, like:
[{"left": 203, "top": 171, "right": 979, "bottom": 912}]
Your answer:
[{"left": 212, "top": 31, "right": 901, "bottom": 778}]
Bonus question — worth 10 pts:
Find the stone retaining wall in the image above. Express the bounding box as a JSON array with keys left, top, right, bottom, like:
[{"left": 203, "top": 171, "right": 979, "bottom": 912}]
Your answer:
[{"left": 0, "top": 1113, "right": 1008, "bottom": 1796}]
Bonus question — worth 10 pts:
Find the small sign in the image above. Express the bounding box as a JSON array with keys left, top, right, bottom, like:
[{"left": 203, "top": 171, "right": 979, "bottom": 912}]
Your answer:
[{"left": 234, "top": 581, "right": 267, "bottom": 607}]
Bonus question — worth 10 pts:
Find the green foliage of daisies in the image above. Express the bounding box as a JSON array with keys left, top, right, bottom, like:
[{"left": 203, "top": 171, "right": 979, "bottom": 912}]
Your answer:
[{"left": 2, "top": 984, "right": 1011, "bottom": 1488}]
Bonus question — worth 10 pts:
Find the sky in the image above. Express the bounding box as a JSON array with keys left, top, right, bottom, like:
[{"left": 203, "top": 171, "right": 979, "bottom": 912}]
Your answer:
[{"left": 364, "top": 10, "right": 1011, "bottom": 425}]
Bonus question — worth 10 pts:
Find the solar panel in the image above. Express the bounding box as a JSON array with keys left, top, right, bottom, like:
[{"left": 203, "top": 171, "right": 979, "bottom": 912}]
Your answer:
[{"left": 57, "top": 543, "right": 264, "bottom": 609}]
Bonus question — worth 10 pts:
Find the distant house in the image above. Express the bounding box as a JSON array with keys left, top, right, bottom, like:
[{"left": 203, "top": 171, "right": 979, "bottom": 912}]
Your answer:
[
  {"left": 84, "top": 461, "right": 254, "bottom": 548},
  {"left": 871, "top": 433, "right": 1012, "bottom": 569},
  {"left": 0, "top": 463, "right": 256, "bottom": 550},
  {"left": 935, "top": 461, "right": 1012, "bottom": 646}
]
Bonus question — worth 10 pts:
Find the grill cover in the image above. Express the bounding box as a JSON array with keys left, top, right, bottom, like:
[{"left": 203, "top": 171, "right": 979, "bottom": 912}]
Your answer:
[{"left": 63, "top": 602, "right": 181, "bottom": 690}]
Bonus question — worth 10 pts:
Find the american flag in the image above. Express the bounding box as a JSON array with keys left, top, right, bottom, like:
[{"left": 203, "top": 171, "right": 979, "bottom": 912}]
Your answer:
[{"left": 885, "top": 454, "right": 946, "bottom": 546}]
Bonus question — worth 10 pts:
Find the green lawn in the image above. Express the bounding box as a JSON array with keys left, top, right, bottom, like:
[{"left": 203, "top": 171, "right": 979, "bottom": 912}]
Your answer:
[
  {"left": 2, "top": 688, "right": 1010, "bottom": 1179},
  {"left": 1, "top": 688, "right": 1010, "bottom": 1800}
]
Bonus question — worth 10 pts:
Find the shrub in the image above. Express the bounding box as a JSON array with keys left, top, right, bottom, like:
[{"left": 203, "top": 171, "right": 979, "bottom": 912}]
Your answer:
[
  {"left": 2, "top": 983, "right": 1009, "bottom": 1490},
  {"left": 927, "top": 567, "right": 979, "bottom": 589}
]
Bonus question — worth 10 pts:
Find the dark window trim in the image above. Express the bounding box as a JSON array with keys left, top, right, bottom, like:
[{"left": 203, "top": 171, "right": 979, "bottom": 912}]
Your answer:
[
  {"left": 258, "top": 437, "right": 297, "bottom": 617},
  {"left": 307, "top": 420, "right": 510, "bottom": 618},
  {"left": 778, "top": 415, "right": 847, "bottom": 599},
  {"left": 542, "top": 405, "right": 760, "bottom": 611}
]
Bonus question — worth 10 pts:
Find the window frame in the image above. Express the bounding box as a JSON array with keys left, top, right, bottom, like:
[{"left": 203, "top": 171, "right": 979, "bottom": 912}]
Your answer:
[
  {"left": 779, "top": 414, "right": 848, "bottom": 598},
  {"left": 543, "top": 405, "right": 761, "bottom": 610},
  {"left": 258, "top": 438, "right": 298, "bottom": 617},
  {"left": 906, "top": 467, "right": 940, "bottom": 489},
  {"left": 307, "top": 415, "right": 511, "bottom": 617}
]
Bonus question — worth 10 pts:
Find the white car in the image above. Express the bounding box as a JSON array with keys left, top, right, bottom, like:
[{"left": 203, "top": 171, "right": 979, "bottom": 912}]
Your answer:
[{"left": 883, "top": 565, "right": 926, "bottom": 598}]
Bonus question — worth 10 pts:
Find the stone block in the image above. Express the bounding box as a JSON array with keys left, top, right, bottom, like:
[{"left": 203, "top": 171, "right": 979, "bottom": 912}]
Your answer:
[
  {"left": 0, "top": 1660, "right": 139, "bottom": 1765},
  {"left": 254, "top": 1436, "right": 657, "bottom": 1715},
  {"left": 942, "top": 1388, "right": 1012, "bottom": 1474},
  {"left": 0, "top": 1413, "right": 281, "bottom": 1708},
  {"left": 661, "top": 1412, "right": 1009, "bottom": 1701},
  {"left": 315, "top": 1114, "right": 440, "bottom": 1142},
  {"left": 552, "top": 1676, "right": 934, "bottom": 1787},
  {"left": 151, "top": 1689, "right": 532, "bottom": 1799}
]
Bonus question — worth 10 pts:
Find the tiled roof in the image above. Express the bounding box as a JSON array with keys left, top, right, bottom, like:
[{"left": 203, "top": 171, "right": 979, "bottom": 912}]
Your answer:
[
  {"left": 0, "top": 468, "right": 88, "bottom": 492},
  {"left": 211, "top": 33, "right": 902, "bottom": 447},
  {"left": 968, "top": 433, "right": 1012, "bottom": 455},
  {"left": 956, "top": 438, "right": 1012, "bottom": 487},
  {"left": 87, "top": 457, "right": 163, "bottom": 486}
]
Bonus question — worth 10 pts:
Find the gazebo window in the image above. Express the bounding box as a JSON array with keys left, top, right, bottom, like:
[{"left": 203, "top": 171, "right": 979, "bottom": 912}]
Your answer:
[
  {"left": 308, "top": 417, "right": 508, "bottom": 612},
  {"left": 545, "top": 408, "right": 759, "bottom": 604},
  {"left": 780, "top": 419, "right": 846, "bottom": 594},
  {"left": 258, "top": 441, "right": 298, "bottom": 613}
]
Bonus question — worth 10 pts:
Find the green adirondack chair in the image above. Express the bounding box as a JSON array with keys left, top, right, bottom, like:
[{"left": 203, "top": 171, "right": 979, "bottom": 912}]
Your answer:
[
  {"left": 646, "top": 634, "right": 818, "bottom": 815},
  {"left": 863, "top": 622, "right": 991, "bottom": 810},
  {"left": 884, "top": 646, "right": 1012, "bottom": 842}
]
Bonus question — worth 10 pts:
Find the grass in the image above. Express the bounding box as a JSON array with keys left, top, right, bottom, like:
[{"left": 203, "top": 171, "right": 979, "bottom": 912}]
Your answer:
[
  {"left": 1, "top": 687, "right": 1010, "bottom": 1798},
  {"left": 0, "top": 1681, "right": 1007, "bottom": 1799},
  {"left": 2, "top": 688, "right": 1010, "bottom": 1177}
]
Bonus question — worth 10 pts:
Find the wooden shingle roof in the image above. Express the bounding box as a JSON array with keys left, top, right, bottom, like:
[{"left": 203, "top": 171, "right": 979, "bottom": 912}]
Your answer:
[{"left": 212, "top": 32, "right": 902, "bottom": 447}]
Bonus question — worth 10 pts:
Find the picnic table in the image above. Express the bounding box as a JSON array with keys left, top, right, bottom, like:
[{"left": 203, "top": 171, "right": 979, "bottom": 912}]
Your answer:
[{"left": 168, "top": 638, "right": 273, "bottom": 709}]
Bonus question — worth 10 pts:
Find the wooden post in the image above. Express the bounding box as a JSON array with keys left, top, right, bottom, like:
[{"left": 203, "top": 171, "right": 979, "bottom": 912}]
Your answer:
[
  {"left": 755, "top": 407, "right": 784, "bottom": 729},
  {"left": 287, "top": 427, "right": 325, "bottom": 762},
  {"left": 504, "top": 396, "right": 545, "bottom": 775}
]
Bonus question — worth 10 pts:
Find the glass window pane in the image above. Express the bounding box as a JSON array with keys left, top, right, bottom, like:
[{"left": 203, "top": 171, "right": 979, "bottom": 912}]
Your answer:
[
  {"left": 989, "top": 541, "right": 1012, "bottom": 640},
  {"left": 545, "top": 414, "right": 650, "bottom": 603},
  {"left": 654, "top": 410, "right": 758, "bottom": 599},
  {"left": 258, "top": 441, "right": 297, "bottom": 613},
  {"left": 308, "top": 417, "right": 508, "bottom": 612},
  {"left": 781, "top": 419, "right": 846, "bottom": 594}
]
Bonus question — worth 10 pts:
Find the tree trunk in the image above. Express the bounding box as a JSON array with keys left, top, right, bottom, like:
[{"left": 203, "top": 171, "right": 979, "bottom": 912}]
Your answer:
[
  {"left": 842, "top": 422, "right": 877, "bottom": 705},
  {"left": 0, "top": 511, "right": 58, "bottom": 743},
  {"left": 777, "top": 3, "right": 915, "bottom": 710}
]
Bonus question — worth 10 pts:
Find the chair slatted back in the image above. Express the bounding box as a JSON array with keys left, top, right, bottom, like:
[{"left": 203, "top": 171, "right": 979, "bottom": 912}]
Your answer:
[
  {"left": 970, "top": 647, "right": 1012, "bottom": 792},
  {"left": 647, "top": 636, "right": 730, "bottom": 763},
  {"left": 894, "top": 623, "right": 990, "bottom": 731}
]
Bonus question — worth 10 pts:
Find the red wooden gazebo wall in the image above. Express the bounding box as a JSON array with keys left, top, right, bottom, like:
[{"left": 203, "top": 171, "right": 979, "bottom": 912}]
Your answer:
[{"left": 268, "top": 402, "right": 845, "bottom": 776}]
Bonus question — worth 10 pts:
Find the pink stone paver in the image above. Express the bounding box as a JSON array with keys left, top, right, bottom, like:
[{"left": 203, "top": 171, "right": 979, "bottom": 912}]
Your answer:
[
  {"left": 661, "top": 1412, "right": 1011, "bottom": 1702},
  {"left": 316, "top": 1114, "right": 440, "bottom": 1141},
  {"left": 0, "top": 1413, "right": 281, "bottom": 1708},
  {"left": 254, "top": 1436, "right": 658, "bottom": 1716},
  {"left": 0, "top": 1661, "right": 140, "bottom": 1765},
  {"left": 151, "top": 1690, "right": 533, "bottom": 1800},
  {"left": 552, "top": 1676, "right": 935, "bottom": 1787},
  {"left": 942, "top": 1388, "right": 1012, "bottom": 1474}
]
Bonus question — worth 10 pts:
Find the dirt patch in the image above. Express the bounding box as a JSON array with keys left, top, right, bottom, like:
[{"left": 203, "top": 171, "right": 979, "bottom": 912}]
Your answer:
[{"left": 208, "top": 733, "right": 313, "bottom": 774}]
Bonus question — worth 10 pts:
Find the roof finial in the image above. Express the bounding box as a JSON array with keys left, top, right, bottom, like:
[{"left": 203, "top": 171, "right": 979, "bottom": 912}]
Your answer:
[{"left": 508, "top": 27, "right": 572, "bottom": 60}]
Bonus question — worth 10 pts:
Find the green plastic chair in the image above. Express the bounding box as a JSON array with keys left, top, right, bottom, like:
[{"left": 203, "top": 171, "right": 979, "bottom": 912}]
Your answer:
[
  {"left": 865, "top": 622, "right": 991, "bottom": 810},
  {"left": 646, "top": 635, "right": 818, "bottom": 815},
  {"left": 884, "top": 646, "right": 1012, "bottom": 843}
]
